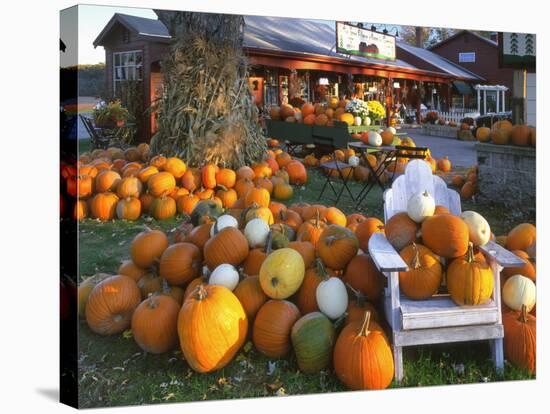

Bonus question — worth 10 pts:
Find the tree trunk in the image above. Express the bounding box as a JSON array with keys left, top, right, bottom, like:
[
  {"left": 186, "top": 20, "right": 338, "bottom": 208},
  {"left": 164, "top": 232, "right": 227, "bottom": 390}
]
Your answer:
[
  {"left": 415, "top": 27, "right": 424, "bottom": 48},
  {"left": 150, "top": 10, "right": 266, "bottom": 168}
]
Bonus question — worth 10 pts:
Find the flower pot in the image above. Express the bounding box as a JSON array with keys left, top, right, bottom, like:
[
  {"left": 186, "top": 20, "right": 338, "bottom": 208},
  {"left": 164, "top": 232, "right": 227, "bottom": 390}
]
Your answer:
[{"left": 354, "top": 116, "right": 362, "bottom": 126}]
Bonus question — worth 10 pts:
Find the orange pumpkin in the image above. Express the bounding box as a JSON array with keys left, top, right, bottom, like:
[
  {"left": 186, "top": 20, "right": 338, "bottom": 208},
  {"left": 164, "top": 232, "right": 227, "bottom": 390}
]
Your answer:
[
  {"left": 502, "top": 306, "right": 536, "bottom": 374},
  {"left": 234, "top": 275, "right": 268, "bottom": 320},
  {"left": 178, "top": 284, "right": 248, "bottom": 373},
  {"left": 85, "top": 275, "right": 141, "bottom": 335},
  {"left": 510, "top": 125, "right": 531, "bottom": 146},
  {"left": 421, "top": 214, "right": 469, "bottom": 258},
  {"left": 150, "top": 196, "right": 176, "bottom": 220},
  {"left": 385, "top": 212, "right": 419, "bottom": 251},
  {"left": 115, "top": 197, "right": 142, "bottom": 220},
  {"left": 201, "top": 163, "right": 218, "bottom": 189},
  {"left": 235, "top": 177, "right": 255, "bottom": 199},
  {"left": 90, "top": 192, "right": 119, "bottom": 221},
  {"left": 253, "top": 299, "right": 301, "bottom": 358},
  {"left": 254, "top": 176, "right": 274, "bottom": 194},
  {"left": 116, "top": 176, "right": 142, "bottom": 199},
  {"left": 137, "top": 166, "right": 159, "bottom": 184},
  {"left": 176, "top": 194, "right": 199, "bottom": 215},
  {"left": 118, "top": 259, "right": 146, "bottom": 282},
  {"left": 215, "top": 168, "right": 236, "bottom": 188},
  {"left": 147, "top": 172, "right": 176, "bottom": 197},
  {"left": 343, "top": 254, "right": 384, "bottom": 302},
  {"left": 73, "top": 199, "right": 88, "bottom": 220},
  {"left": 275, "top": 209, "right": 303, "bottom": 232},
  {"left": 501, "top": 250, "right": 536, "bottom": 283},
  {"left": 346, "top": 213, "right": 368, "bottom": 232},
  {"left": 355, "top": 217, "right": 385, "bottom": 252},
  {"left": 285, "top": 160, "right": 307, "bottom": 185},
  {"left": 316, "top": 225, "right": 359, "bottom": 270},
  {"left": 95, "top": 170, "right": 121, "bottom": 193},
  {"left": 131, "top": 295, "right": 180, "bottom": 354},
  {"left": 334, "top": 312, "right": 394, "bottom": 390},
  {"left": 273, "top": 182, "right": 293, "bottom": 200},
  {"left": 181, "top": 223, "right": 213, "bottom": 250},
  {"left": 399, "top": 243, "right": 442, "bottom": 300},
  {"left": 252, "top": 162, "right": 272, "bottom": 179},
  {"left": 130, "top": 228, "right": 169, "bottom": 269},
  {"left": 159, "top": 242, "right": 202, "bottom": 286},
  {"left": 236, "top": 166, "right": 255, "bottom": 180},
  {"left": 294, "top": 259, "right": 335, "bottom": 314},
  {"left": 181, "top": 168, "right": 202, "bottom": 192},
  {"left": 244, "top": 187, "right": 270, "bottom": 208},
  {"left": 506, "top": 223, "right": 536, "bottom": 251},
  {"left": 287, "top": 241, "right": 315, "bottom": 269},
  {"left": 297, "top": 211, "right": 327, "bottom": 248},
  {"left": 204, "top": 227, "right": 249, "bottom": 270}
]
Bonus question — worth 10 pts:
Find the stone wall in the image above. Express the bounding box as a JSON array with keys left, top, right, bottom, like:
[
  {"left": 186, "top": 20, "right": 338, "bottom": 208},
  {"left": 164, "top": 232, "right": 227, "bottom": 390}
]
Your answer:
[
  {"left": 421, "top": 124, "right": 459, "bottom": 138},
  {"left": 476, "top": 143, "right": 536, "bottom": 215}
]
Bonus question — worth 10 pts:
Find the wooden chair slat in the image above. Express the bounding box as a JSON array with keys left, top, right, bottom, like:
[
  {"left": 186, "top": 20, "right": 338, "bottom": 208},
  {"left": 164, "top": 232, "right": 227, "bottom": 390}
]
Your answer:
[
  {"left": 479, "top": 240, "right": 525, "bottom": 267},
  {"left": 368, "top": 233, "right": 408, "bottom": 272}
]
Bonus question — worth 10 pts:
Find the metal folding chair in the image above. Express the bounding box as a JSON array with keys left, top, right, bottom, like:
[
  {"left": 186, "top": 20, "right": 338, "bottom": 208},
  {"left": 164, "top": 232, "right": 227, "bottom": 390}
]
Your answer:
[{"left": 318, "top": 153, "right": 355, "bottom": 205}]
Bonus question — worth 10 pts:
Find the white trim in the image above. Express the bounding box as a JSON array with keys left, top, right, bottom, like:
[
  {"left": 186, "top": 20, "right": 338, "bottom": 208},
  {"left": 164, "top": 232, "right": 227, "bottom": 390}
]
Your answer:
[
  {"left": 138, "top": 32, "right": 171, "bottom": 38},
  {"left": 113, "top": 50, "right": 143, "bottom": 93}
]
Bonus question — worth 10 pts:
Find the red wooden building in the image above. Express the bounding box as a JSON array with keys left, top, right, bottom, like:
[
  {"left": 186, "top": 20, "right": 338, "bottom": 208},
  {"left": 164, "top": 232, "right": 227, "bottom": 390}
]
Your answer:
[{"left": 94, "top": 13, "right": 484, "bottom": 141}]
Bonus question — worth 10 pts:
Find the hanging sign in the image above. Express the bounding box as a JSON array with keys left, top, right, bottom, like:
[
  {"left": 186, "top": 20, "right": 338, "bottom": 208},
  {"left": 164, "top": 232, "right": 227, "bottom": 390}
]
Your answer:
[
  {"left": 499, "top": 32, "right": 536, "bottom": 68},
  {"left": 336, "top": 22, "right": 396, "bottom": 61}
]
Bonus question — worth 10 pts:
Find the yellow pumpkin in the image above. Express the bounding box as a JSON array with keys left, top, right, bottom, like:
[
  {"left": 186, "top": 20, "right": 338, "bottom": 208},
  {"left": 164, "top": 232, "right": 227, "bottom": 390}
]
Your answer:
[{"left": 259, "top": 248, "right": 305, "bottom": 299}]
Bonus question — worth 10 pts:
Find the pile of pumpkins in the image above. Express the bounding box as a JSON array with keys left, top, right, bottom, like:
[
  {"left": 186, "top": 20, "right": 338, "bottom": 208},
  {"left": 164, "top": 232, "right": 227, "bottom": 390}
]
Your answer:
[
  {"left": 79, "top": 198, "right": 405, "bottom": 391},
  {"left": 476, "top": 120, "right": 536, "bottom": 147},
  {"left": 270, "top": 98, "right": 365, "bottom": 127},
  {"left": 66, "top": 144, "right": 307, "bottom": 222},
  {"left": 450, "top": 165, "right": 479, "bottom": 200},
  {"left": 302, "top": 133, "right": 449, "bottom": 182},
  {"left": 387, "top": 191, "right": 536, "bottom": 374}
]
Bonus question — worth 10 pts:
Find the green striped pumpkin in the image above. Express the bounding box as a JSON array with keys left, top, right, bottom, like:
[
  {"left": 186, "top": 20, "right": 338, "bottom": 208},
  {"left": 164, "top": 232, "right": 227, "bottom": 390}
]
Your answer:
[{"left": 291, "top": 312, "right": 335, "bottom": 373}]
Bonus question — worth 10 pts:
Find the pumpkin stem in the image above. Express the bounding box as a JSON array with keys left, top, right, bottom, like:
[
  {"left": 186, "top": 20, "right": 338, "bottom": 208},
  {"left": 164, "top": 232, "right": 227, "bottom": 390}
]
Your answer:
[
  {"left": 422, "top": 190, "right": 429, "bottom": 197},
  {"left": 315, "top": 209, "right": 320, "bottom": 228},
  {"left": 465, "top": 242, "right": 475, "bottom": 263},
  {"left": 359, "top": 311, "right": 372, "bottom": 337},
  {"left": 263, "top": 231, "right": 273, "bottom": 254},
  {"left": 271, "top": 277, "right": 279, "bottom": 287},
  {"left": 195, "top": 284, "right": 208, "bottom": 301},
  {"left": 279, "top": 209, "right": 287, "bottom": 221},
  {"left": 519, "top": 304, "right": 528, "bottom": 323},
  {"left": 147, "top": 296, "right": 160, "bottom": 309},
  {"left": 346, "top": 282, "right": 366, "bottom": 307},
  {"left": 316, "top": 258, "right": 330, "bottom": 280},
  {"left": 411, "top": 242, "right": 421, "bottom": 270}
]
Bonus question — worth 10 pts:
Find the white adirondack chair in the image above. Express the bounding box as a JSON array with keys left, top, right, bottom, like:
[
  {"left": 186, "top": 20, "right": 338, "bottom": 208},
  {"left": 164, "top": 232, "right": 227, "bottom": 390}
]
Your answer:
[{"left": 367, "top": 159, "right": 524, "bottom": 383}]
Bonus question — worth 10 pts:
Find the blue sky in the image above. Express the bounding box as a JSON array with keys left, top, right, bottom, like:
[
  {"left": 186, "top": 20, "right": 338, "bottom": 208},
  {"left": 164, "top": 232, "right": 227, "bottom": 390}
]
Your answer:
[{"left": 65, "top": 4, "right": 156, "bottom": 65}]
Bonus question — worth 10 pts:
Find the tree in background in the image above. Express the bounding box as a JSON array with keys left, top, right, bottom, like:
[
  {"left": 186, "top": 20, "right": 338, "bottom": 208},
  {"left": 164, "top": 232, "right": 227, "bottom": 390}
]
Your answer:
[{"left": 150, "top": 10, "right": 266, "bottom": 168}]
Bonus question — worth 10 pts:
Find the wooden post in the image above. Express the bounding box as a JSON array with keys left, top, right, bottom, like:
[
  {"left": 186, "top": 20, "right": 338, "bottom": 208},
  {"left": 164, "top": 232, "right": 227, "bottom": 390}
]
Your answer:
[
  {"left": 512, "top": 70, "right": 526, "bottom": 123},
  {"left": 496, "top": 89, "right": 500, "bottom": 113},
  {"left": 483, "top": 90, "right": 487, "bottom": 115},
  {"left": 477, "top": 88, "right": 481, "bottom": 114},
  {"left": 386, "top": 78, "right": 393, "bottom": 128}
]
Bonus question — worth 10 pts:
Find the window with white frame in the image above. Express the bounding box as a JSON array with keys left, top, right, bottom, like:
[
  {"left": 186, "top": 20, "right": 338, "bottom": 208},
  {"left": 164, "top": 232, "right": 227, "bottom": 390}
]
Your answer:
[
  {"left": 458, "top": 52, "right": 476, "bottom": 63},
  {"left": 113, "top": 50, "right": 143, "bottom": 93}
]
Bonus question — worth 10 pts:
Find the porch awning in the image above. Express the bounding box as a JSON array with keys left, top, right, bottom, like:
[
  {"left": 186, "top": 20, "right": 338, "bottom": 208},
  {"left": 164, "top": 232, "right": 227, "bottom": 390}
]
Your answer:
[{"left": 453, "top": 81, "right": 473, "bottom": 95}]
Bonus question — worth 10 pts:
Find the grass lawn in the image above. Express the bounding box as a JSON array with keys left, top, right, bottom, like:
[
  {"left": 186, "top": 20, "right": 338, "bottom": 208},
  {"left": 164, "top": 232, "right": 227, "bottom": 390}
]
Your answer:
[{"left": 77, "top": 166, "right": 534, "bottom": 408}]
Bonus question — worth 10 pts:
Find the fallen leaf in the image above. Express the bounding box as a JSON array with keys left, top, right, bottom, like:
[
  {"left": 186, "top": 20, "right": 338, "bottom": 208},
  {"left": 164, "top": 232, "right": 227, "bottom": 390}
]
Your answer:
[{"left": 265, "top": 380, "right": 283, "bottom": 391}]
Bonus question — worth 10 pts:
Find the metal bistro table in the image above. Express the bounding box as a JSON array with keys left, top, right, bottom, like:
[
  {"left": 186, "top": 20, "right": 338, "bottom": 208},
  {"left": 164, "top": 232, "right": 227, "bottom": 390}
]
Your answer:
[{"left": 348, "top": 140, "right": 428, "bottom": 209}]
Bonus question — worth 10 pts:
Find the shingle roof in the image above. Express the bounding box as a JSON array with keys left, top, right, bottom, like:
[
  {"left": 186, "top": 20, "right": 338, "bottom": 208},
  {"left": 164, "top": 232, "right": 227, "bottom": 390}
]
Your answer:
[
  {"left": 397, "top": 41, "right": 484, "bottom": 81},
  {"left": 428, "top": 30, "right": 497, "bottom": 51},
  {"left": 93, "top": 13, "right": 170, "bottom": 47},
  {"left": 243, "top": 15, "right": 418, "bottom": 70},
  {"left": 117, "top": 13, "right": 171, "bottom": 38}
]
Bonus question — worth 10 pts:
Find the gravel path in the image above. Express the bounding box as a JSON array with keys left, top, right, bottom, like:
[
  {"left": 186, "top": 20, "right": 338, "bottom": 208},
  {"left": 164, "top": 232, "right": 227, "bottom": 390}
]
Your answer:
[{"left": 400, "top": 128, "right": 476, "bottom": 168}]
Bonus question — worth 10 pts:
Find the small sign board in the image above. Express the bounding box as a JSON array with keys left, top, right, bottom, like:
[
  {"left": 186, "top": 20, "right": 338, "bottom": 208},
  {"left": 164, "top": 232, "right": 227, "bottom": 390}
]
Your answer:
[
  {"left": 336, "top": 22, "right": 396, "bottom": 61},
  {"left": 499, "top": 32, "right": 536, "bottom": 69}
]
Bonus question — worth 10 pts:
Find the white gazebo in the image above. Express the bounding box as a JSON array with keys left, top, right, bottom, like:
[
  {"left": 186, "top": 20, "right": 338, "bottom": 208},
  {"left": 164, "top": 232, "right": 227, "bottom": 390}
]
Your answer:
[{"left": 474, "top": 84, "right": 509, "bottom": 115}]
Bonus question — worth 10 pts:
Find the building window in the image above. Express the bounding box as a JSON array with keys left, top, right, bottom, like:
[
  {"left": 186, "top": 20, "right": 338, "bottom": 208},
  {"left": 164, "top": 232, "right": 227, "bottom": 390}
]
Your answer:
[
  {"left": 459, "top": 52, "right": 476, "bottom": 63},
  {"left": 113, "top": 50, "right": 143, "bottom": 93}
]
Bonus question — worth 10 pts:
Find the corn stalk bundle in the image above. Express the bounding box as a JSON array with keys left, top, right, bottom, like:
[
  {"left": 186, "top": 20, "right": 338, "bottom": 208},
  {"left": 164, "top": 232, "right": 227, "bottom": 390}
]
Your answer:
[{"left": 150, "top": 11, "right": 267, "bottom": 168}]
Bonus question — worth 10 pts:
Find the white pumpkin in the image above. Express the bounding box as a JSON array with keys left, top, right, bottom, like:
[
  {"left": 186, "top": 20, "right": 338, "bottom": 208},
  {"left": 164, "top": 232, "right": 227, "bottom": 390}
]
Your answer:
[
  {"left": 363, "top": 116, "right": 371, "bottom": 126},
  {"left": 209, "top": 264, "right": 240, "bottom": 291},
  {"left": 407, "top": 190, "right": 435, "bottom": 223},
  {"left": 460, "top": 211, "right": 491, "bottom": 246},
  {"left": 502, "top": 275, "right": 536, "bottom": 312},
  {"left": 210, "top": 214, "right": 239, "bottom": 237},
  {"left": 316, "top": 277, "right": 348, "bottom": 319},
  {"left": 354, "top": 116, "right": 362, "bottom": 126},
  {"left": 348, "top": 155, "right": 360, "bottom": 167},
  {"left": 367, "top": 131, "right": 382, "bottom": 147},
  {"left": 294, "top": 111, "right": 303, "bottom": 122},
  {"left": 244, "top": 218, "right": 270, "bottom": 248},
  {"left": 386, "top": 126, "right": 397, "bottom": 135}
]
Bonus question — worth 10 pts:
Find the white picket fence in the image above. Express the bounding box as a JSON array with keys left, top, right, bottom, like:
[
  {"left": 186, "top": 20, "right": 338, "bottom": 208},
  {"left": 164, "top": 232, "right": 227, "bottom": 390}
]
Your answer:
[{"left": 420, "top": 108, "right": 480, "bottom": 124}]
